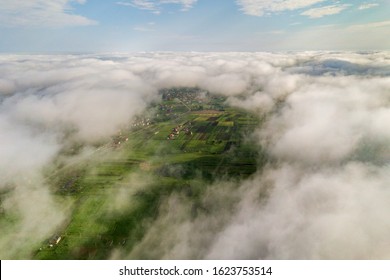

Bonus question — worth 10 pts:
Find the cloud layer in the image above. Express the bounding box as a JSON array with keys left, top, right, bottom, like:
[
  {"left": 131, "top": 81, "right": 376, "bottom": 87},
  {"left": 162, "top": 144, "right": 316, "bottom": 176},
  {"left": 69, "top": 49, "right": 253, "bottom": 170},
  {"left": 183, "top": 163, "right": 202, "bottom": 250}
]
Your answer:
[{"left": 1, "top": 51, "right": 390, "bottom": 259}]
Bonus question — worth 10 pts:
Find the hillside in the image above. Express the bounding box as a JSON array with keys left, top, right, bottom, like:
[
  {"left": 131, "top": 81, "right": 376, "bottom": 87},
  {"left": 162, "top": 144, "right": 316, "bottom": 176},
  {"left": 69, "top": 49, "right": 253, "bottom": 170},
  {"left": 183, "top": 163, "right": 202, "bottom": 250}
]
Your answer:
[{"left": 34, "top": 87, "right": 264, "bottom": 259}]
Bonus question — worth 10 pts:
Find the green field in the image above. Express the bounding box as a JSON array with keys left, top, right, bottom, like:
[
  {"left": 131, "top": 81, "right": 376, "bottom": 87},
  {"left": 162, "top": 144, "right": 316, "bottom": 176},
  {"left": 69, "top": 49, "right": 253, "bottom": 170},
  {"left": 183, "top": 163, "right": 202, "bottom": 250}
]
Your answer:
[{"left": 34, "top": 88, "right": 264, "bottom": 259}]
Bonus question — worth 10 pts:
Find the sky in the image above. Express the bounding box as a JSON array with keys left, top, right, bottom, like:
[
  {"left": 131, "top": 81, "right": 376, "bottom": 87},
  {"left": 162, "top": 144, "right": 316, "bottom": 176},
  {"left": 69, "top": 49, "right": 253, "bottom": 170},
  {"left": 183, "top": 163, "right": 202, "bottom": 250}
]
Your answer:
[{"left": 0, "top": 0, "right": 389, "bottom": 52}]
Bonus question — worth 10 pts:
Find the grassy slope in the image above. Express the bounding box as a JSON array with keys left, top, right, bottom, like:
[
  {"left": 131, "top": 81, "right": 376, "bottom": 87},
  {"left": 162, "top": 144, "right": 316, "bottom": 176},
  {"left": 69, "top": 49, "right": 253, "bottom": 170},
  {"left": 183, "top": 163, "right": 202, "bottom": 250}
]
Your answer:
[{"left": 34, "top": 89, "right": 262, "bottom": 259}]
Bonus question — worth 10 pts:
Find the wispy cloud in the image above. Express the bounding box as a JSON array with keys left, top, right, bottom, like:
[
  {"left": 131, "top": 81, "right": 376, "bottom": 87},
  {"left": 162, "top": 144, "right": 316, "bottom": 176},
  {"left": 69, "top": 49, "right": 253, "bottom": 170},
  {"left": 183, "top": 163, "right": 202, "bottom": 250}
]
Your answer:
[
  {"left": 236, "top": 0, "right": 327, "bottom": 16},
  {"left": 358, "top": 3, "right": 379, "bottom": 10},
  {"left": 0, "top": 0, "right": 97, "bottom": 27},
  {"left": 347, "top": 20, "right": 390, "bottom": 31},
  {"left": 160, "top": 0, "right": 198, "bottom": 11},
  {"left": 301, "top": 4, "right": 351, "bottom": 18},
  {"left": 117, "top": 0, "right": 161, "bottom": 14},
  {"left": 117, "top": 0, "right": 197, "bottom": 14}
]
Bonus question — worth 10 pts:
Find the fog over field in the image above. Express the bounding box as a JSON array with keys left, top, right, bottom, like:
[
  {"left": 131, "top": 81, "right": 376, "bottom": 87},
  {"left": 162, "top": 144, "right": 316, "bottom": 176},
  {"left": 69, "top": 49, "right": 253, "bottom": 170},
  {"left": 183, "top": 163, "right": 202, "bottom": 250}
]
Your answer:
[{"left": 1, "top": 52, "right": 390, "bottom": 259}]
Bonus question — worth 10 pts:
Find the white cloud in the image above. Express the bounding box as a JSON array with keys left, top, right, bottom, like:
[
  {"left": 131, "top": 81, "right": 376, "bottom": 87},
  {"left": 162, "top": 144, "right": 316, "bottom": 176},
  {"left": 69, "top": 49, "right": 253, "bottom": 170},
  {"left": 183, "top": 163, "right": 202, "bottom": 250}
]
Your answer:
[
  {"left": 347, "top": 20, "right": 390, "bottom": 31},
  {"left": 206, "top": 162, "right": 390, "bottom": 259},
  {"left": 0, "top": 0, "right": 97, "bottom": 27},
  {"left": 301, "top": 4, "right": 350, "bottom": 18},
  {"left": 160, "top": 0, "right": 197, "bottom": 11},
  {"left": 0, "top": 54, "right": 159, "bottom": 258},
  {"left": 1, "top": 52, "right": 390, "bottom": 259},
  {"left": 358, "top": 3, "right": 379, "bottom": 10},
  {"left": 117, "top": 0, "right": 161, "bottom": 14},
  {"left": 127, "top": 52, "right": 390, "bottom": 259},
  {"left": 236, "top": 0, "right": 327, "bottom": 16},
  {"left": 117, "top": 0, "right": 197, "bottom": 13}
]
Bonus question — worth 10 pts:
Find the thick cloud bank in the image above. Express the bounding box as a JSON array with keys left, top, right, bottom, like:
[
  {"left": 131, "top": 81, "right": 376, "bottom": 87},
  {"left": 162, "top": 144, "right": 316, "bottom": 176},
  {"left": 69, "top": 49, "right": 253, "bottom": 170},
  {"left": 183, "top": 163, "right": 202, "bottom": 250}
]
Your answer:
[{"left": 0, "top": 51, "right": 389, "bottom": 259}]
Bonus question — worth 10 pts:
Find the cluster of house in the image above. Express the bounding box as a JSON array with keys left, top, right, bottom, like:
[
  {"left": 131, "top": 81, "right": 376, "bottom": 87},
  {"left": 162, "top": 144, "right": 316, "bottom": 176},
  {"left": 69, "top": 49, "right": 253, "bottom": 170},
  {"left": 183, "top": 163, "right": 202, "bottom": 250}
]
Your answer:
[
  {"left": 167, "top": 125, "right": 182, "bottom": 140},
  {"left": 167, "top": 123, "right": 193, "bottom": 140},
  {"left": 161, "top": 88, "right": 205, "bottom": 110},
  {"left": 183, "top": 127, "right": 193, "bottom": 136},
  {"left": 132, "top": 118, "right": 151, "bottom": 128},
  {"left": 159, "top": 104, "right": 173, "bottom": 114},
  {"left": 176, "top": 93, "right": 199, "bottom": 107},
  {"left": 157, "top": 104, "right": 180, "bottom": 120},
  {"left": 112, "top": 130, "right": 129, "bottom": 147},
  {"left": 48, "top": 235, "right": 62, "bottom": 248}
]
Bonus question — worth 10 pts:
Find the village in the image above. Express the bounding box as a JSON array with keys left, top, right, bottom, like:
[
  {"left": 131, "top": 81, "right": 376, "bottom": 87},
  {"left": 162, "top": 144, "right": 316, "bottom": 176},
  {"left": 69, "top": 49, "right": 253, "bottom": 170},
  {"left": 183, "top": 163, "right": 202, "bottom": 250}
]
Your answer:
[
  {"left": 167, "top": 122, "right": 193, "bottom": 140},
  {"left": 33, "top": 87, "right": 259, "bottom": 260}
]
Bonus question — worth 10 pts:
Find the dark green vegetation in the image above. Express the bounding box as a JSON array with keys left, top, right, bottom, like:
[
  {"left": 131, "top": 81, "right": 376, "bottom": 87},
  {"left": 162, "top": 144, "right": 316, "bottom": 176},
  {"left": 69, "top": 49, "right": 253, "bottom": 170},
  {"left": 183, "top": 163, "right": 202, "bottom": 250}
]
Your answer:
[{"left": 34, "top": 88, "right": 263, "bottom": 259}]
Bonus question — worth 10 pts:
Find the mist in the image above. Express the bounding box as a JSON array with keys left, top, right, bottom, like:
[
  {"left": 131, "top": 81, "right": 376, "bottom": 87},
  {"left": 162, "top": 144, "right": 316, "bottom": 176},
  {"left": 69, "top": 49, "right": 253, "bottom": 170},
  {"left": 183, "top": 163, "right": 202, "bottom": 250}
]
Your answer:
[{"left": 1, "top": 52, "right": 389, "bottom": 259}]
